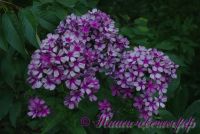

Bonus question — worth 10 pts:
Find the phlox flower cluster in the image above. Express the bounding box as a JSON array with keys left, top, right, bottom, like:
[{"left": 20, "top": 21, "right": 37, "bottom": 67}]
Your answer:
[
  {"left": 111, "top": 46, "right": 179, "bottom": 119},
  {"left": 27, "top": 9, "right": 129, "bottom": 110},
  {"left": 27, "top": 9, "right": 178, "bottom": 119}
]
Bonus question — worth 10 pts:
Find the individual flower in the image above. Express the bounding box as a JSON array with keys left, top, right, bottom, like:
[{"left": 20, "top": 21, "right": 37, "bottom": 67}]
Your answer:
[
  {"left": 64, "top": 96, "right": 78, "bottom": 109},
  {"left": 98, "top": 99, "right": 112, "bottom": 112},
  {"left": 65, "top": 77, "right": 81, "bottom": 90},
  {"left": 111, "top": 85, "right": 121, "bottom": 96},
  {"left": 80, "top": 76, "right": 100, "bottom": 95}
]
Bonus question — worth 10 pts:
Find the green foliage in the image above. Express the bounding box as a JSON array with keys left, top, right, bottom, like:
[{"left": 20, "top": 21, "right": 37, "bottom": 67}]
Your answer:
[
  {"left": 2, "top": 13, "right": 26, "bottom": 56},
  {"left": 0, "top": 90, "right": 13, "bottom": 120},
  {"left": 9, "top": 102, "right": 21, "bottom": 127},
  {"left": 18, "top": 8, "right": 39, "bottom": 48},
  {"left": 0, "top": 0, "right": 200, "bottom": 134}
]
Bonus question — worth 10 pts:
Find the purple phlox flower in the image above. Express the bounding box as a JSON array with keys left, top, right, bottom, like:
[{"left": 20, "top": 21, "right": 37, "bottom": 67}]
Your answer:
[
  {"left": 121, "top": 88, "right": 133, "bottom": 99},
  {"left": 70, "top": 90, "right": 84, "bottom": 103},
  {"left": 111, "top": 85, "right": 121, "bottom": 96},
  {"left": 62, "top": 31, "right": 76, "bottom": 44},
  {"left": 50, "top": 49, "right": 65, "bottom": 64},
  {"left": 42, "top": 77, "right": 56, "bottom": 90},
  {"left": 144, "top": 97, "right": 159, "bottom": 112},
  {"left": 94, "top": 42, "right": 106, "bottom": 51},
  {"left": 124, "top": 72, "right": 135, "bottom": 85},
  {"left": 155, "top": 94, "right": 167, "bottom": 108},
  {"left": 88, "top": 93, "right": 98, "bottom": 102},
  {"left": 116, "top": 74, "right": 130, "bottom": 88},
  {"left": 137, "top": 54, "right": 152, "bottom": 68},
  {"left": 81, "top": 25, "right": 90, "bottom": 33},
  {"left": 64, "top": 49, "right": 80, "bottom": 62},
  {"left": 146, "top": 80, "right": 157, "bottom": 94},
  {"left": 69, "top": 57, "right": 85, "bottom": 73},
  {"left": 133, "top": 96, "right": 144, "bottom": 110},
  {"left": 157, "top": 82, "right": 168, "bottom": 94},
  {"left": 64, "top": 95, "right": 78, "bottom": 109},
  {"left": 27, "top": 77, "right": 43, "bottom": 89},
  {"left": 139, "top": 109, "right": 150, "bottom": 120},
  {"left": 149, "top": 68, "right": 162, "bottom": 80},
  {"left": 133, "top": 78, "right": 146, "bottom": 91},
  {"left": 39, "top": 51, "right": 52, "bottom": 66},
  {"left": 41, "top": 33, "right": 59, "bottom": 48},
  {"left": 65, "top": 77, "right": 81, "bottom": 90},
  {"left": 84, "top": 49, "right": 97, "bottom": 62},
  {"left": 80, "top": 76, "right": 99, "bottom": 95},
  {"left": 98, "top": 99, "right": 112, "bottom": 112},
  {"left": 133, "top": 65, "right": 145, "bottom": 77},
  {"left": 98, "top": 99, "right": 113, "bottom": 120}
]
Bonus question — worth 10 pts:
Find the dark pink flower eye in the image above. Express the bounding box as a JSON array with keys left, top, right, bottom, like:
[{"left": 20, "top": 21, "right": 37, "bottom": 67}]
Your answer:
[{"left": 65, "top": 37, "right": 71, "bottom": 43}]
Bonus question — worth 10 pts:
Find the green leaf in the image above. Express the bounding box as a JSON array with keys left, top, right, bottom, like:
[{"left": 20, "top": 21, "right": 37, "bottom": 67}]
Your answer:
[
  {"left": 30, "top": 5, "right": 56, "bottom": 32},
  {"left": 82, "top": 0, "right": 99, "bottom": 8},
  {"left": 167, "top": 73, "right": 180, "bottom": 96},
  {"left": 42, "top": 113, "right": 64, "bottom": 134},
  {"left": 27, "top": 120, "right": 41, "bottom": 130},
  {"left": 38, "top": 17, "right": 56, "bottom": 32},
  {"left": 69, "top": 125, "right": 86, "bottom": 134},
  {"left": 120, "top": 27, "right": 135, "bottom": 38},
  {"left": 156, "top": 41, "right": 176, "bottom": 50},
  {"left": 172, "top": 88, "right": 188, "bottom": 116},
  {"left": 129, "top": 128, "right": 146, "bottom": 134},
  {"left": 74, "top": 3, "right": 88, "bottom": 15},
  {"left": 0, "top": 90, "right": 13, "bottom": 120},
  {"left": 39, "top": 0, "right": 54, "bottom": 3},
  {"left": 158, "top": 110, "right": 175, "bottom": 120},
  {"left": 0, "top": 16, "right": 8, "bottom": 51},
  {"left": 167, "top": 54, "right": 186, "bottom": 67},
  {"left": 184, "top": 100, "right": 200, "bottom": 118},
  {"left": 110, "top": 128, "right": 126, "bottom": 134},
  {"left": 54, "top": 8, "right": 68, "bottom": 20},
  {"left": 182, "top": 100, "right": 200, "bottom": 134},
  {"left": 36, "top": 33, "right": 41, "bottom": 45},
  {"left": 0, "top": 53, "right": 16, "bottom": 88},
  {"left": 1, "top": 13, "right": 26, "bottom": 56},
  {"left": 40, "top": 10, "right": 60, "bottom": 25},
  {"left": 134, "top": 17, "right": 148, "bottom": 26},
  {"left": 56, "top": 0, "right": 78, "bottom": 8},
  {"left": 9, "top": 102, "right": 21, "bottom": 127},
  {"left": 18, "top": 9, "right": 39, "bottom": 48},
  {"left": 0, "top": 31, "right": 8, "bottom": 51},
  {"left": 133, "top": 26, "right": 149, "bottom": 34}
]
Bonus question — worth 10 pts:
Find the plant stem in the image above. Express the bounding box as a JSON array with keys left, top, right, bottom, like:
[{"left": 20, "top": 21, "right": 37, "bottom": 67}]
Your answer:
[{"left": 0, "top": 0, "right": 20, "bottom": 10}]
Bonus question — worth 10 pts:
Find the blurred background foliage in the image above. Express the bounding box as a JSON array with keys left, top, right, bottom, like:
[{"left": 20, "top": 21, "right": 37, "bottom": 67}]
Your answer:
[{"left": 0, "top": 0, "right": 200, "bottom": 133}]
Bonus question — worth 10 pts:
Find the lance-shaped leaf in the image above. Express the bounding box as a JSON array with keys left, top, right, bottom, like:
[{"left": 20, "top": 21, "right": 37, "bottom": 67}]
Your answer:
[
  {"left": 1, "top": 13, "right": 26, "bottom": 56},
  {"left": 19, "top": 9, "right": 39, "bottom": 48}
]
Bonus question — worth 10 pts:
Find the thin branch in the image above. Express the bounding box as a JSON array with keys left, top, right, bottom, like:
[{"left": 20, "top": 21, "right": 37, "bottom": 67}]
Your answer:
[{"left": 0, "top": 0, "right": 21, "bottom": 10}]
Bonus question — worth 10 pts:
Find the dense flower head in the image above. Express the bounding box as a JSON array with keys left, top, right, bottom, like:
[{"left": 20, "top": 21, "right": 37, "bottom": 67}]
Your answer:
[
  {"left": 27, "top": 97, "right": 50, "bottom": 118},
  {"left": 111, "top": 46, "right": 179, "bottom": 119},
  {"left": 27, "top": 9, "right": 129, "bottom": 110}
]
